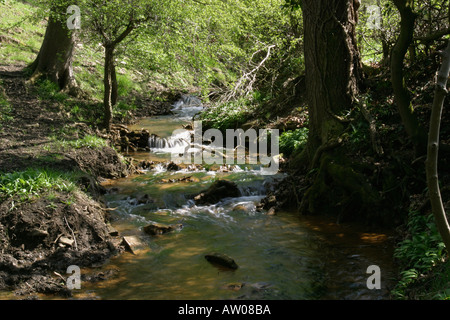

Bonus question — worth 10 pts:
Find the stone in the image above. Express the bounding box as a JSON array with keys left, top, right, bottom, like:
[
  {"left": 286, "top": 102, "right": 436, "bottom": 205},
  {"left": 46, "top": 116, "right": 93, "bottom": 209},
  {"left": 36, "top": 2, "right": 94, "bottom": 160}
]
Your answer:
[
  {"left": 122, "top": 236, "right": 147, "bottom": 255},
  {"left": 194, "top": 180, "right": 241, "bottom": 205},
  {"left": 232, "top": 204, "right": 249, "bottom": 212},
  {"left": 143, "top": 223, "right": 182, "bottom": 236},
  {"left": 106, "top": 223, "right": 119, "bottom": 237},
  {"left": 204, "top": 252, "right": 238, "bottom": 270},
  {"left": 166, "top": 161, "right": 180, "bottom": 171},
  {"left": 266, "top": 207, "right": 277, "bottom": 216},
  {"left": 223, "top": 283, "right": 245, "bottom": 291},
  {"left": 136, "top": 194, "right": 154, "bottom": 204},
  {"left": 58, "top": 236, "right": 74, "bottom": 247}
]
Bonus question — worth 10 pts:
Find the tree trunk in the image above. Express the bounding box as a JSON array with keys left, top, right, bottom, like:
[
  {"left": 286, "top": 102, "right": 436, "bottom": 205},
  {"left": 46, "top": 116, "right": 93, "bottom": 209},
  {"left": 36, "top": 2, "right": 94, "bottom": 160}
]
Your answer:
[
  {"left": 290, "top": 0, "right": 386, "bottom": 224},
  {"left": 426, "top": 41, "right": 450, "bottom": 252},
  {"left": 111, "top": 63, "right": 118, "bottom": 107},
  {"left": 103, "top": 45, "right": 115, "bottom": 131},
  {"left": 29, "top": 4, "right": 78, "bottom": 94},
  {"left": 391, "top": 0, "right": 427, "bottom": 156},
  {"left": 301, "top": 0, "right": 362, "bottom": 163}
]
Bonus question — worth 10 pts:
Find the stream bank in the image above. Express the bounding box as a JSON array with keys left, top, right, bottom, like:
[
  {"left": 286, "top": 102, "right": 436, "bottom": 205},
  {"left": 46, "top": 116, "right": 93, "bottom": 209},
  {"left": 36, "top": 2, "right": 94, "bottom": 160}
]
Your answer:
[
  {"left": 62, "top": 98, "right": 397, "bottom": 300},
  {"left": 0, "top": 65, "right": 175, "bottom": 298},
  {"left": 0, "top": 76, "right": 398, "bottom": 299}
]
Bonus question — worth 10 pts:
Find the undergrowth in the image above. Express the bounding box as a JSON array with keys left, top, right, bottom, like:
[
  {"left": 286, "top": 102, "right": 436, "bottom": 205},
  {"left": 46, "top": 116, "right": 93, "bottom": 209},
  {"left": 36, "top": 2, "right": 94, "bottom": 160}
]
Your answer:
[
  {"left": 46, "top": 134, "right": 109, "bottom": 151},
  {"left": 0, "top": 168, "right": 81, "bottom": 203},
  {"left": 392, "top": 211, "right": 449, "bottom": 299}
]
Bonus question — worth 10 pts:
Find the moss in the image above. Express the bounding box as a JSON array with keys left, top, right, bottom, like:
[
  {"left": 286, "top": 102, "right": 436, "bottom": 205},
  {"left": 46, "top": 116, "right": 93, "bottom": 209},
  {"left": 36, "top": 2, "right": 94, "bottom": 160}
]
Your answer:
[{"left": 300, "top": 152, "right": 382, "bottom": 224}]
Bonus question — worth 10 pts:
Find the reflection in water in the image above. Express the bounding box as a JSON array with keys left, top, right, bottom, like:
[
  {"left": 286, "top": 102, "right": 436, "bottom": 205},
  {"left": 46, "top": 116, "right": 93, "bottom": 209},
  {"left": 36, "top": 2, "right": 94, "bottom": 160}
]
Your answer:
[{"left": 75, "top": 101, "right": 396, "bottom": 300}]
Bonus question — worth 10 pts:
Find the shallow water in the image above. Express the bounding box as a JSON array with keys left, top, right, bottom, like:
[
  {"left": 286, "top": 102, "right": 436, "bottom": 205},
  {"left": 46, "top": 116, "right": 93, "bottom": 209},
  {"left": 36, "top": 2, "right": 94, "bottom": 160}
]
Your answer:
[{"left": 73, "top": 103, "right": 397, "bottom": 300}]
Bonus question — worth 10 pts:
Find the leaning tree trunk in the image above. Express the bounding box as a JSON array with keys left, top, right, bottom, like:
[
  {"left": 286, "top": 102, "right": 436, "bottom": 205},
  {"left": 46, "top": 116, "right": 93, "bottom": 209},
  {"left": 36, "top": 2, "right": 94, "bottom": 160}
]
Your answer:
[
  {"left": 391, "top": 0, "right": 427, "bottom": 156},
  {"left": 426, "top": 41, "right": 450, "bottom": 252},
  {"left": 29, "top": 4, "right": 78, "bottom": 94},
  {"left": 301, "top": 0, "right": 363, "bottom": 164}
]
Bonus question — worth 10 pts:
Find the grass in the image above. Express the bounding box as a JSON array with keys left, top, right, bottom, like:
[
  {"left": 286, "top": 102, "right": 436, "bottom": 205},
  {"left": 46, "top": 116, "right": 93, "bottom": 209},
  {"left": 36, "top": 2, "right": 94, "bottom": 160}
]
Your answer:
[
  {"left": 0, "top": 0, "right": 44, "bottom": 65},
  {"left": 46, "top": 134, "right": 109, "bottom": 152},
  {"left": 0, "top": 168, "right": 81, "bottom": 202},
  {"left": 36, "top": 79, "right": 69, "bottom": 102}
]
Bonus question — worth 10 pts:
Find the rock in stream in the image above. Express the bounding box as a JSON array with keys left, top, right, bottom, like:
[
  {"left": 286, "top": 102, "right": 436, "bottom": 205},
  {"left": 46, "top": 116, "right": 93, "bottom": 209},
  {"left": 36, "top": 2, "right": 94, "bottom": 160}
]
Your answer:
[{"left": 204, "top": 252, "right": 239, "bottom": 270}]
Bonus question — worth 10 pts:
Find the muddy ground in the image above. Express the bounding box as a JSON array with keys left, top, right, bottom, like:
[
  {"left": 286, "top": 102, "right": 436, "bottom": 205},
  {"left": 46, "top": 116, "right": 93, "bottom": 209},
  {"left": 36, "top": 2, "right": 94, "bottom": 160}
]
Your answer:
[{"left": 0, "top": 64, "right": 173, "bottom": 299}]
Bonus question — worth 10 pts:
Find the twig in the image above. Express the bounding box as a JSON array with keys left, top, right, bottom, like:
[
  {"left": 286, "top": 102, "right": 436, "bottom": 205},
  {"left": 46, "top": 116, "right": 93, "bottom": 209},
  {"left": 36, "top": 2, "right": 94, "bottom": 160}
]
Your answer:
[
  {"left": 53, "top": 271, "right": 66, "bottom": 283},
  {"left": 64, "top": 216, "right": 78, "bottom": 251}
]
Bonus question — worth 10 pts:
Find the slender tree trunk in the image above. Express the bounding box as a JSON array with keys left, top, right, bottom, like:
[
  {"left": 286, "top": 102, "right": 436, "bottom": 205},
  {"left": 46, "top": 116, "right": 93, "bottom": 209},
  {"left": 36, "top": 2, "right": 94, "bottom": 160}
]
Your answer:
[
  {"left": 29, "top": 4, "right": 78, "bottom": 94},
  {"left": 426, "top": 41, "right": 450, "bottom": 252},
  {"left": 103, "top": 45, "right": 115, "bottom": 131},
  {"left": 391, "top": 0, "right": 427, "bottom": 156},
  {"left": 301, "top": 0, "right": 362, "bottom": 163},
  {"left": 111, "top": 63, "right": 118, "bottom": 106}
]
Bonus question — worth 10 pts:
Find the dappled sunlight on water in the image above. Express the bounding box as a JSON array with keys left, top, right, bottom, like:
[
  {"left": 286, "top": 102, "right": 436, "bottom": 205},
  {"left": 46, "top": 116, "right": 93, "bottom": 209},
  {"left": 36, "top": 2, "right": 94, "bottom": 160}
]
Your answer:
[{"left": 72, "top": 109, "right": 397, "bottom": 300}]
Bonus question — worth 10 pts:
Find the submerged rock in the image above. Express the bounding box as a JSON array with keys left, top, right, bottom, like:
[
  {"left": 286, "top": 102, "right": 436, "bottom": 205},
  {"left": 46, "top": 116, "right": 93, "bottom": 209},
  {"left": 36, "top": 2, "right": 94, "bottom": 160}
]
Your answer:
[
  {"left": 223, "top": 282, "right": 245, "bottom": 291},
  {"left": 194, "top": 180, "right": 241, "bottom": 205},
  {"left": 204, "top": 252, "right": 239, "bottom": 270},
  {"left": 143, "top": 222, "right": 183, "bottom": 236}
]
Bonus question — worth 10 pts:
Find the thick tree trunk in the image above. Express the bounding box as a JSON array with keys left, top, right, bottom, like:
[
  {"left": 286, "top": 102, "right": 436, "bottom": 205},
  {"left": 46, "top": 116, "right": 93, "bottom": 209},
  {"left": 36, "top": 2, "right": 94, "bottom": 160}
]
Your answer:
[
  {"left": 426, "top": 41, "right": 450, "bottom": 252},
  {"left": 391, "top": 0, "right": 427, "bottom": 156},
  {"left": 290, "top": 1, "right": 386, "bottom": 224},
  {"left": 301, "top": 0, "right": 362, "bottom": 162},
  {"left": 29, "top": 5, "right": 78, "bottom": 94}
]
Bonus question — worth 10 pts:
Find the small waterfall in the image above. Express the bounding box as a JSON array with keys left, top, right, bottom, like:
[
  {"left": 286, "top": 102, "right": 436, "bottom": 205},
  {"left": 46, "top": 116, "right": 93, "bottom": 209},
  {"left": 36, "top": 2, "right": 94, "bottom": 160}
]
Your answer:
[
  {"left": 172, "top": 94, "right": 204, "bottom": 120},
  {"left": 148, "top": 131, "right": 191, "bottom": 153},
  {"left": 148, "top": 134, "right": 186, "bottom": 149},
  {"left": 173, "top": 94, "right": 203, "bottom": 109}
]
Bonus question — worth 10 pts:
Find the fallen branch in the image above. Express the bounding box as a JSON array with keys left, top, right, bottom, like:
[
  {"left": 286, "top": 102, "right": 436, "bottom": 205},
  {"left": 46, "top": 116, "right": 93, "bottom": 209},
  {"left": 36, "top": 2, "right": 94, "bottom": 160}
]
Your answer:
[{"left": 220, "top": 45, "right": 276, "bottom": 103}]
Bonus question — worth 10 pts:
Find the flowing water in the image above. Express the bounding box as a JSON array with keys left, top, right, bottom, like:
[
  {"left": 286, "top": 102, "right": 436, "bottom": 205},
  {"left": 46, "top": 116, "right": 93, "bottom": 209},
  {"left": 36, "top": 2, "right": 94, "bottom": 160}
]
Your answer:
[{"left": 72, "top": 98, "right": 397, "bottom": 300}]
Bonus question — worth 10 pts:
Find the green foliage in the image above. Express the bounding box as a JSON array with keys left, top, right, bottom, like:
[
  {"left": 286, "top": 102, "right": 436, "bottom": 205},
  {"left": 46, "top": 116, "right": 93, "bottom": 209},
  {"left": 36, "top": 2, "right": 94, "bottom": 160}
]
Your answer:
[
  {"left": 74, "top": 62, "right": 104, "bottom": 101},
  {"left": 113, "top": 101, "right": 137, "bottom": 120},
  {"left": 392, "top": 211, "right": 448, "bottom": 299},
  {"left": 0, "top": 168, "right": 79, "bottom": 202},
  {"left": 198, "top": 97, "right": 256, "bottom": 131},
  {"left": 125, "top": 0, "right": 303, "bottom": 95},
  {"left": 279, "top": 128, "right": 308, "bottom": 157},
  {"left": 349, "top": 119, "right": 370, "bottom": 147},
  {"left": 0, "top": 0, "right": 45, "bottom": 65},
  {"left": 36, "top": 79, "right": 68, "bottom": 102},
  {"left": 116, "top": 73, "right": 139, "bottom": 97},
  {"left": 49, "top": 134, "right": 109, "bottom": 151}
]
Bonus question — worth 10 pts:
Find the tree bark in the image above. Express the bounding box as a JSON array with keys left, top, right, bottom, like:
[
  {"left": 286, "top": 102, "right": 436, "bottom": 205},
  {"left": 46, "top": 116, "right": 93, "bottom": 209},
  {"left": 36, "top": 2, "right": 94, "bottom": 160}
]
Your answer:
[
  {"left": 391, "top": 0, "right": 427, "bottom": 156},
  {"left": 29, "top": 4, "right": 78, "bottom": 94},
  {"left": 301, "top": 0, "right": 362, "bottom": 163},
  {"left": 111, "top": 63, "right": 118, "bottom": 107},
  {"left": 103, "top": 45, "right": 114, "bottom": 131},
  {"left": 426, "top": 41, "right": 450, "bottom": 252},
  {"left": 99, "top": 24, "right": 135, "bottom": 131}
]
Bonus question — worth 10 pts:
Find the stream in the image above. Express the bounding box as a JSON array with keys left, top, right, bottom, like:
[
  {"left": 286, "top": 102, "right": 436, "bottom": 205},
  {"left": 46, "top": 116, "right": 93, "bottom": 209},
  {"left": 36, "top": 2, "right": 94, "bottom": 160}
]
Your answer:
[{"left": 73, "top": 96, "right": 397, "bottom": 300}]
